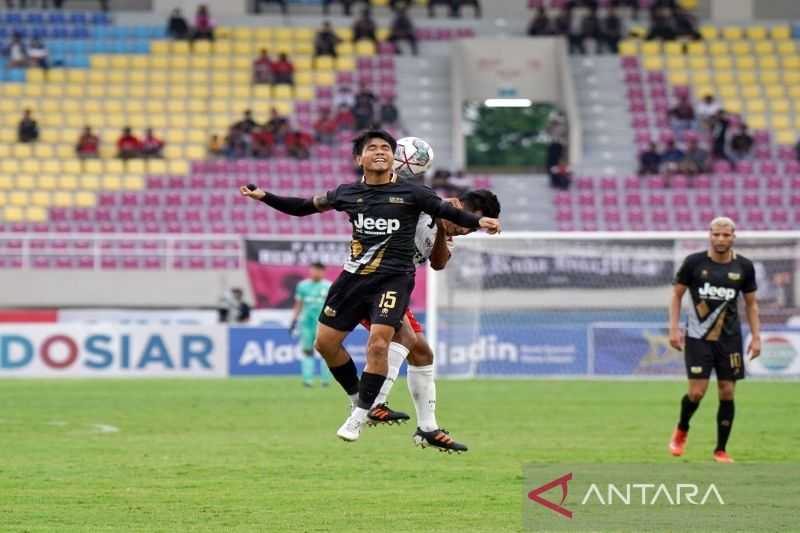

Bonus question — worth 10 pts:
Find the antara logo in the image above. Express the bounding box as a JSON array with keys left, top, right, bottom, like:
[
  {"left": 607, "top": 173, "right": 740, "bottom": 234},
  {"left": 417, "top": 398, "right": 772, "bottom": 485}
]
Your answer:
[
  {"left": 354, "top": 213, "right": 400, "bottom": 234},
  {"left": 698, "top": 282, "right": 736, "bottom": 301}
]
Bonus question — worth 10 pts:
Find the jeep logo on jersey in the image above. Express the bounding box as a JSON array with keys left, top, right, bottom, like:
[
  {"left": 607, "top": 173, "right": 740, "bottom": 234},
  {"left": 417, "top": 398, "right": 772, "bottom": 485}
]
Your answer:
[
  {"left": 354, "top": 213, "right": 401, "bottom": 234},
  {"left": 698, "top": 282, "right": 737, "bottom": 301}
]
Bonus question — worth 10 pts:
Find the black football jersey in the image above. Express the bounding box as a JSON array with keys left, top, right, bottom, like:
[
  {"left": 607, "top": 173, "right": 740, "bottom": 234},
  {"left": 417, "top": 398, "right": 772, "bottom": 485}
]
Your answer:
[
  {"left": 325, "top": 177, "right": 475, "bottom": 275},
  {"left": 674, "top": 251, "right": 757, "bottom": 341}
]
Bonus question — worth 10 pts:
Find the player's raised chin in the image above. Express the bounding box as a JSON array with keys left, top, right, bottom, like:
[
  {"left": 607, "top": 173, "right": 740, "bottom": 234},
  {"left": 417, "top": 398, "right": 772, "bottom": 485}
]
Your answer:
[{"left": 360, "top": 140, "right": 394, "bottom": 173}]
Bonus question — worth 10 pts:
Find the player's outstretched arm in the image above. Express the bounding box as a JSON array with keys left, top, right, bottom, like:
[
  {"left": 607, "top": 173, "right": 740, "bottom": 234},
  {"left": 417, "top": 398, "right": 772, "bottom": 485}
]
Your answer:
[
  {"left": 429, "top": 220, "right": 450, "bottom": 270},
  {"left": 239, "top": 184, "right": 332, "bottom": 215},
  {"left": 415, "top": 186, "right": 501, "bottom": 234}
]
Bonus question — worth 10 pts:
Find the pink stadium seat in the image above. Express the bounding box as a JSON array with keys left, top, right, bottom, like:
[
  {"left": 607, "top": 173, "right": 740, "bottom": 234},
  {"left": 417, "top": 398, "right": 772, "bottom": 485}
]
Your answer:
[
  {"left": 712, "top": 160, "right": 732, "bottom": 173},
  {"left": 556, "top": 208, "right": 573, "bottom": 223},
  {"left": 672, "top": 192, "right": 689, "bottom": 207},
  {"left": 754, "top": 146, "right": 772, "bottom": 160},
  {"left": 769, "top": 209, "right": 789, "bottom": 228},
  {"left": 735, "top": 160, "right": 753, "bottom": 173},
  {"left": 719, "top": 193, "right": 737, "bottom": 207},
  {"left": 651, "top": 208, "right": 669, "bottom": 224},
  {"left": 742, "top": 193, "right": 760, "bottom": 207},
  {"left": 601, "top": 193, "right": 618, "bottom": 207},
  {"left": 575, "top": 177, "right": 594, "bottom": 190},
  {"left": 742, "top": 175, "right": 760, "bottom": 190},
  {"left": 766, "top": 176, "right": 784, "bottom": 190},
  {"left": 718, "top": 174, "right": 736, "bottom": 190},
  {"left": 623, "top": 175, "right": 640, "bottom": 189},
  {"left": 578, "top": 192, "right": 595, "bottom": 207},
  {"left": 789, "top": 193, "right": 800, "bottom": 206},
  {"left": 784, "top": 161, "right": 800, "bottom": 173},
  {"left": 647, "top": 193, "right": 666, "bottom": 207},
  {"left": 646, "top": 176, "right": 667, "bottom": 189},
  {"left": 670, "top": 175, "right": 689, "bottom": 189},
  {"left": 553, "top": 192, "right": 571, "bottom": 207},
  {"left": 766, "top": 193, "right": 783, "bottom": 207}
]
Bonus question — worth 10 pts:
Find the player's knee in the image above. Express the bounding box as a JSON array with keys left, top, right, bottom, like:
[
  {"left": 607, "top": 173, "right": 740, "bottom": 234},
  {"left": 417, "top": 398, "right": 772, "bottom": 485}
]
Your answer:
[
  {"left": 688, "top": 390, "right": 705, "bottom": 403},
  {"left": 366, "top": 336, "right": 390, "bottom": 359},
  {"left": 407, "top": 341, "right": 433, "bottom": 366},
  {"left": 314, "top": 337, "right": 332, "bottom": 356}
]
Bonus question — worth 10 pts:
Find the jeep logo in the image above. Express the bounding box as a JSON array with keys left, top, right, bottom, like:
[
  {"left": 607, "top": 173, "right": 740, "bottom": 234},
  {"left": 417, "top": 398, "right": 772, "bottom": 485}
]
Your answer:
[
  {"left": 698, "top": 282, "right": 736, "bottom": 301},
  {"left": 354, "top": 213, "right": 400, "bottom": 234}
]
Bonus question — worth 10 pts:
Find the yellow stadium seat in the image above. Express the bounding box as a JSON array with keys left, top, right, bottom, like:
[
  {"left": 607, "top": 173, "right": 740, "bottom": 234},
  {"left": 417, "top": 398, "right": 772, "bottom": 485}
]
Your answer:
[
  {"left": 84, "top": 159, "right": 103, "bottom": 175},
  {"left": 642, "top": 56, "right": 663, "bottom": 71},
  {"left": 13, "top": 144, "right": 33, "bottom": 158},
  {"left": 252, "top": 85, "right": 272, "bottom": 99},
  {"left": 165, "top": 130, "right": 186, "bottom": 144},
  {"left": 234, "top": 41, "right": 252, "bottom": 55},
  {"left": 191, "top": 55, "right": 211, "bottom": 69},
  {"left": 376, "top": 28, "right": 390, "bottom": 41},
  {"left": 692, "top": 71, "right": 711, "bottom": 85},
  {"left": 80, "top": 176, "right": 101, "bottom": 190},
  {"left": 130, "top": 56, "right": 147, "bottom": 69},
  {"left": 0, "top": 159, "right": 19, "bottom": 174},
  {"left": 16, "top": 175, "right": 35, "bottom": 189},
  {"left": 772, "top": 25, "right": 791, "bottom": 40},
  {"left": 170, "top": 56, "right": 190, "bottom": 69},
  {"left": 22, "top": 84, "right": 43, "bottom": 97},
  {"left": 187, "top": 130, "right": 205, "bottom": 144},
  {"left": 252, "top": 101, "right": 272, "bottom": 116},
  {"left": 42, "top": 158, "right": 62, "bottom": 174},
  {"left": 150, "top": 56, "right": 168, "bottom": 70},
  {"left": 746, "top": 115, "right": 766, "bottom": 129},
  {"left": 2, "top": 84, "right": 23, "bottom": 96},
  {"left": 25, "top": 206, "right": 46, "bottom": 222},
  {"left": 355, "top": 40, "right": 376, "bottom": 56},
  {"left": 10, "top": 191, "right": 29, "bottom": 206},
  {"left": 124, "top": 175, "right": 144, "bottom": 190},
  {"left": 128, "top": 70, "right": 147, "bottom": 84},
  {"left": 74, "top": 192, "right": 95, "bottom": 207},
  {"left": 3, "top": 206, "right": 23, "bottom": 222},
  {"left": 736, "top": 56, "right": 756, "bottom": 70},
  {"left": 713, "top": 56, "right": 732, "bottom": 70},
  {"left": 172, "top": 41, "right": 190, "bottom": 54},
  {"left": 31, "top": 191, "right": 52, "bottom": 207},
  {"left": 214, "top": 26, "right": 232, "bottom": 39},
  {"left": 212, "top": 85, "right": 232, "bottom": 98},
  {"left": 171, "top": 115, "right": 190, "bottom": 128},
  {"left": 185, "top": 145, "right": 205, "bottom": 160},
  {"left": 775, "top": 130, "right": 796, "bottom": 145},
  {"left": 777, "top": 41, "right": 796, "bottom": 56},
  {"left": 771, "top": 115, "right": 791, "bottom": 130},
  {"left": 151, "top": 41, "right": 170, "bottom": 55},
  {"left": 707, "top": 40, "right": 728, "bottom": 56},
  {"left": 700, "top": 27, "right": 719, "bottom": 42},
  {"left": 209, "top": 100, "right": 227, "bottom": 114},
  {"left": 102, "top": 175, "right": 122, "bottom": 190},
  {"left": 168, "top": 161, "right": 189, "bottom": 175},
  {"left": 0, "top": 145, "right": 9, "bottom": 158},
  {"left": 210, "top": 115, "right": 230, "bottom": 130},
  {"left": 292, "top": 27, "right": 314, "bottom": 41},
  {"left": 793, "top": 113, "right": 800, "bottom": 127},
  {"left": 754, "top": 41, "right": 774, "bottom": 55},
  {"left": 640, "top": 41, "right": 660, "bottom": 56},
  {"left": 89, "top": 55, "right": 109, "bottom": 69},
  {"left": 26, "top": 69, "right": 45, "bottom": 82},
  {"left": 274, "top": 41, "right": 293, "bottom": 54},
  {"left": 253, "top": 27, "right": 272, "bottom": 41},
  {"left": 212, "top": 41, "right": 231, "bottom": 54},
  {"left": 211, "top": 56, "right": 231, "bottom": 70},
  {"left": 126, "top": 160, "right": 146, "bottom": 174},
  {"left": 231, "top": 71, "right": 251, "bottom": 85},
  {"left": 783, "top": 56, "right": 800, "bottom": 70},
  {"left": 745, "top": 26, "right": 767, "bottom": 40},
  {"left": 765, "top": 85, "right": 785, "bottom": 99},
  {"left": 52, "top": 191, "right": 72, "bottom": 206},
  {"left": 211, "top": 71, "right": 229, "bottom": 86},
  {"left": 785, "top": 71, "right": 800, "bottom": 86},
  {"left": 20, "top": 161, "right": 40, "bottom": 175},
  {"left": 745, "top": 99, "right": 765, "bottom": 113},
  {"left": 191, "top": 85, "right": 210, "bottom": 99},
  {"left": 688, "top": 57, "right": 708, "bottom": 70},
  {"left": 760, "top": 56, "right": 779, "bottom": 69},
  {"left": 111, "top": 55, "right": 130, "bottom": 69},
  {"left": 273, "top": 27, "right": 291, "bottom": 41},
  {"left": 103, "top": 160, "right": 124, "bottom": 175},
  {"left": 722, "top": 26, "right": 743, "bottom": 40},
  {"left": 717, "top": 85, "right": 738, "bottom": 98},
  {"left": 686, "top": 41, "right": 705, "bottom": 56},
  {"left": 335, "top": 41, "right": 355, "bottom": 57},
  {"left": 740, "top": 85, "right": 760, "bottom": 99},
  {"left": 108, "top": 70, "right": 125, "bottom": 84},
  {"left": 761, "top": 71, "right": 780, "bottom": 85},
  {"left": 666, "top": 56, "right": 685, "bottom": 70},
  {"left": 336, "top": 56, "right": 356, "bottom": 71},
  {"left": 147, "top": 160, "right": 167, "bottom": 175},
  {"left": 618, "top": 39, "right": 637, "bottom": 56},
  {"left": 770, "top": 100, "right": 790, "bottom": 115},
  {"left": 723, "top": 99, "right": 742, "bottom": 113},
  {"left": 0, "top": 99, "right": 13, "bottom": 113},
  {"left": 194, "top": 40, "right": 211, "bottom": 54},
  {"left": 37, "top": 175, "right": 56, "bottom": 190},
  {"left": 731, "top": 41, "right": 751, "bottom": 55},
  {"left": 294, "top": 56, "right": 313, "bottom": 71},
  {"left": 62, "top": 160, "right": 81, "bottom": 176},
  {"left": 294, "top": 85, "right": 315, "bottom": 101},
  {"left": 233, "top": 27, "right": 253, "bottom": 41},
  {"left": 274, "top": 85, "right": 293, "bottom": 100},
  {"left": 314, "top": 70, "right": 336, "bottom": 86},
  {"left": 0, "top": 175, "right": 11, "bottom": 189}
]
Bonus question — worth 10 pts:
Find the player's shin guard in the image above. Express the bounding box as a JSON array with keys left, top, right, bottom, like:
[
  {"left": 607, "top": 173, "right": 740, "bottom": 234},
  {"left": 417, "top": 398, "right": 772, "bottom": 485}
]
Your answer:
[
  {"left": 301, "top": 355, "right": 315, "bottom": 385},
  {"left": 678, "top": 394, "right": 700, "bottom": 431},
  {"left": 407, "top": 364, "right": 438, "bottom": 432},
  {"left": 329, "top": 358, "right": 360, "bottom": 401},
  {"left": 356, "top": 372, "right": 386, "bottom": 410},
  {"left": 372, "top": 342, "right": 408, "bottom": 406},
  {"left": 715, "top": 399, "right": 735, "bottom": 452}
]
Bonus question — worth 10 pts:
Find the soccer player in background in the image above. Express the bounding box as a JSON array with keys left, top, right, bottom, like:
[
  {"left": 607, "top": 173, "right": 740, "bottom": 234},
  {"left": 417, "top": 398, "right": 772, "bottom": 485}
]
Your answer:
[
  {"left": 239, "top": 129, "right": 501, "bottom": 442},
  {"left": 668, "top": 217, "right": 761, "bottom": 463},
  {"left": 362, "top": 189, "right": 501, "bottom": 453},
  {"left": 290, "top": 261, "right": 334, "bottom": 387}
]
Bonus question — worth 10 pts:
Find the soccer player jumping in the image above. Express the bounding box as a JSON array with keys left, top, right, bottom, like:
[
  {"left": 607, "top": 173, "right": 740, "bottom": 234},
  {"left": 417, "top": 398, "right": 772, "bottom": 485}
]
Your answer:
[
  {"left": 668, "top": 217, "right": 761, "bottom": 463},
  {"left": 240, "top": 130, "right": 501, "bottom": 442}
]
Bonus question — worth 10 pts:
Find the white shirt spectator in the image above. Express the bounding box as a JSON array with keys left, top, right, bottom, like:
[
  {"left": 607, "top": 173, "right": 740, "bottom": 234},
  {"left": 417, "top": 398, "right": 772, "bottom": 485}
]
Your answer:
[
  {"left": 697, "top": 97, "right": 721, "bottom": 121},
  {"left": 333, "top": 86, "right": 355, "bottom": 109}
]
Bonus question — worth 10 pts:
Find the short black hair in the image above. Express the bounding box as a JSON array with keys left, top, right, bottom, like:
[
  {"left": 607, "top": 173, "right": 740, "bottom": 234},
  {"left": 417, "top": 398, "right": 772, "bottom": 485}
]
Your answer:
[
  {"left": 310, "top": 261, "right": 325, "bottom": 270},
  {"left": 459, "top": 189, "right": 501, "bottom": 218},
  {"left": 351, "top": 129, "right": 397, "bottom": 158}
]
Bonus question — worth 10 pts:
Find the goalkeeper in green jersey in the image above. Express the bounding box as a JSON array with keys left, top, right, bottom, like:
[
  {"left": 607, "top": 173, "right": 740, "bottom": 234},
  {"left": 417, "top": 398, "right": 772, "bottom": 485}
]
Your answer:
[{"left": 290, "top": 262, "right": 334, "bottom": 387}]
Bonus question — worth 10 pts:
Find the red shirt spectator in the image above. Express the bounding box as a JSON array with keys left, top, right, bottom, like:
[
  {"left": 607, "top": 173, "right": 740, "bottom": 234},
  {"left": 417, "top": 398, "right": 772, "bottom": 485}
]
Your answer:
[
  {"left": 271, "top": 53, "right": 294, "bottom": 85},
  {"left": 252, "top": 127, "right": 275, "bottom": 157},
  {"left": 195, "top": 5, "right": 212, "bottom": 32},
  {"left": 253, "top": 49, "right": 273, "bottom": 84},
  {"left": 287, "top": 130, "right": 313, "bottom": 159},
  {"left": 141, "top": 128, "right": 165, "bottom": 157},
  {"left": 117, "top": 127, "right": 142, "bottom": 159},
  {"left": 334, "top": 103, "right": 355, "bottom": 131},
  {"left": 76, "top": 126, "right": 99, "bottom": 157},
  {"left": 314, "top": 108, "right": 338, "bottom": 144}
]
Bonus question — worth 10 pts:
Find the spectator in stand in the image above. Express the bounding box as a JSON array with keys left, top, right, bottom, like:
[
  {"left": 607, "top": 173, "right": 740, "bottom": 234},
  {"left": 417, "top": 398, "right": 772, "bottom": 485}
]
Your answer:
[
  {"left": 388, "top": 6, "right": 419, "bottom": 56},
  {"left": 82, "top": 134, "right": 106, "bottom": 164},
  {"left": 6, "top": 32, "right": 27, "bottom": 67},
  {"left": 225, "top": 127, "right": 247, "bottom": 158},
  {"left": 696, "top": 94, "right": 720, "bottom": 130},
  {"left": 253, "top": 49, "right": 273, "bottom": 84},
  {"left": 549, "top": 158, "right": 572, "bottom": 190},
  {"left": 795, "top": 137, "right": 800, "bottom": 163},
  {"left": 323, "top": 0, "right": 368, "bottom": 16},
  {"left": 352, "top": 97, "right": 376, "bottom": 131},
  {"left": 681, "top": 137, "right": 709, "bottom": 175},
  {"left": 612, "top": 0, "right": 639, "bottom": 19},
  {"left": 76, "top": 126, "right": 100, "bottom": 158},
  {"left": 314, "top": 21, "right": 342, "bottom": 58},
  {"left": 527, "top": 7, "right": 552, "bottom": 36},
  {"left": 567, "top": 10, "right": 586, "bottom": 54},
  {"left": 167, "top": 8, "right": 190, "bottom": 40},
  {"left": 355, "top": 81, "right": 378, "bottom": 109},
  {"left": 378, "top": 97, "right": 400, "bottom": 130},
  {"left": 333, "top": 85, "right": 355, "bottom": 109},
  {"left": 314, "top": 108, "right": 338, "bottom": 145},
  {"left": 710, "top": 109, "right": 730, "bottom": 162},
  {"left": 729, "top": 125, "right": 754, "bottom": 164},
  {"left": 334, "top": 103, "right": 355, "bottom": 131},
  {"left": 252, "top": 125, "right": 275, "bottom": 158},
  {"left": 660, "top": 138, "right": 685, "bottom": 175},
  {"left": 638, "top": 142, "right": 661, "bottom": 175},
  {"left": 232, "top": 109, "right": 257, "bottom": 155},
  {"left": 353, "top": 8, "right": 378, "bottom": 44},
  {"left": 452, "top": 0, "right": 481, "bottom": 18},
  {"left": 192, "top": 4, "right": 214, "bottom": 42},
  {"left": 287, "top": 129, "right": 314, "bottom": 159},
  {"left": 266, "top": 107, "right": 290, "bottom": 142},
  {"left": 141, "top": 128, "right": 165, "bottom": 158},
  {"left": 646, "top": 11, "right": 676, "bottom": 41},
  {"left": 208, "top": 134, "right": 225, "bottom": 158},
  {"left": 271, "top": 52, "right": 294, "bottom": 85},
  {"left": 27, "top": 38, "right": 49, "bottom": 69},
  {"left": 17, "top": 109, "right": 38, "bottom": 143},
  {"left": 669, "top": 95, "right": 696, "bottom": 135},
  {"left": 254, "top": 0, "right": 288, "bottom": 14},
  {"left": 552, "top": 8, "right": 570, "bottom": 38},
  {"left": 234, "top": 110, "right": 258, "bottom": 134},
  {"left": 116, "top": 127, "right": 142, "bottom": 159},
  {"left": 579, "top": 7, "right": 601, "bottom": 53},
  {"left": 673, "top": 7, "right": 700, "bottom": 40},
  {"left": 601, "top": 7, "right": 623, "bottom": 53}
]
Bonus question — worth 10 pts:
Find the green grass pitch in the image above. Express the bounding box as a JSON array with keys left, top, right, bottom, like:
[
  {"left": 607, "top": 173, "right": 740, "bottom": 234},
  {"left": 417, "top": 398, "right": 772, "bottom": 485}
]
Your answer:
[{"left": 1, "top": 379, "right": 798, "bottom": 532}]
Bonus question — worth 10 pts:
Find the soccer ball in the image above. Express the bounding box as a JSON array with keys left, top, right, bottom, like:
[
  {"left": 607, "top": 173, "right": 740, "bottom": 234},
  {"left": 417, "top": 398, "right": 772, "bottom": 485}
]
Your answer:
[{"left": 393, "top": 137, "right": 434, "bottom": 179}]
